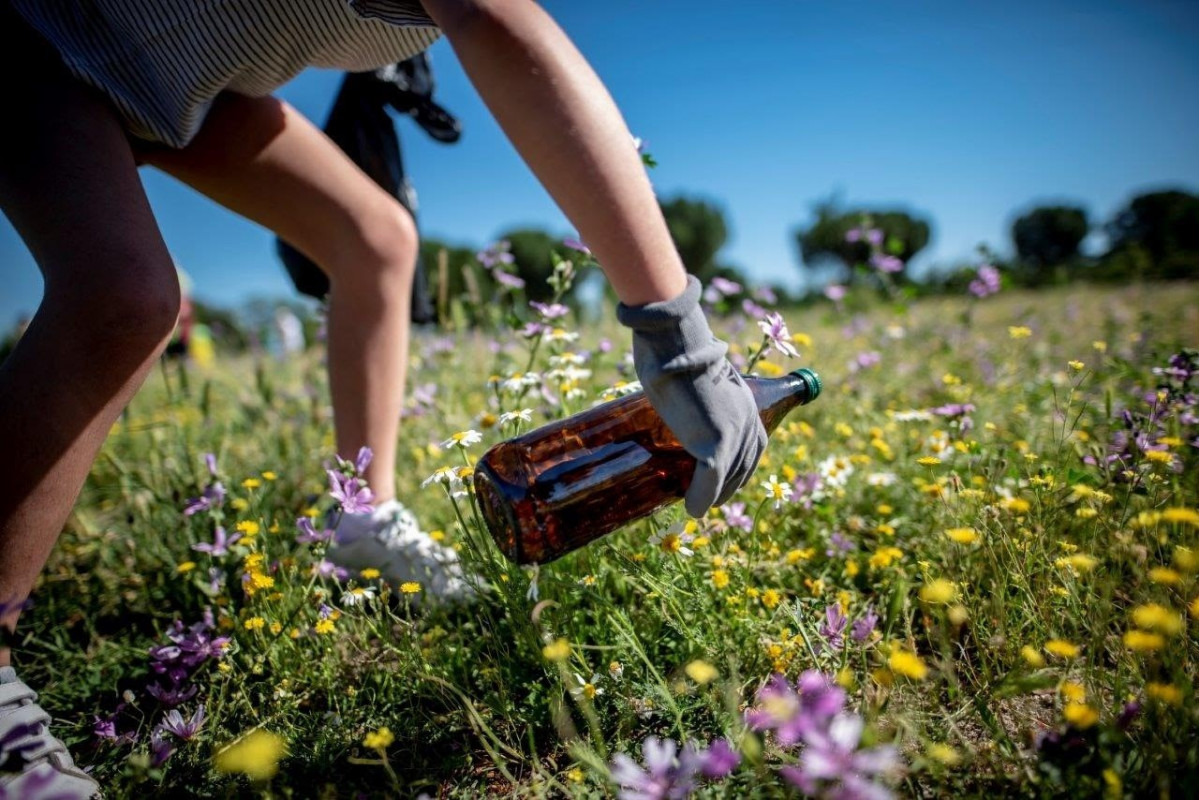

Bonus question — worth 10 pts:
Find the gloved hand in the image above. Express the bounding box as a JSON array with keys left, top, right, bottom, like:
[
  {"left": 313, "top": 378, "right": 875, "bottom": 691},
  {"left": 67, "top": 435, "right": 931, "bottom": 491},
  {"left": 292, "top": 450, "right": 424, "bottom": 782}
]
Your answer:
[{"left": 617, "top": 275, "right": 768, "bottom": 517}]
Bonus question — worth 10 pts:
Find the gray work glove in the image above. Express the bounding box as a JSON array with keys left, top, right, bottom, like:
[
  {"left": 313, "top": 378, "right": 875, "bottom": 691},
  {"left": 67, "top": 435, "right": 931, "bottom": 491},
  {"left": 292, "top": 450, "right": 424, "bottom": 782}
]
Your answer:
[{"left": 617, "top": 275, "right": 768, "bottom": 517}]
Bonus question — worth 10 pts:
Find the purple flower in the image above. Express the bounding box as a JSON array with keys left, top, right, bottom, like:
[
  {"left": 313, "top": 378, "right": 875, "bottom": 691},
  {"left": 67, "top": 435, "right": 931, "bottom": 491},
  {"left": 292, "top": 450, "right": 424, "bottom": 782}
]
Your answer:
[
  {"left": 849, "top": 351, "right": 881, "bottom": 373},
  {"left": 931, "top": 403, "right": 975, "bottom": 418},
  {"left": 520, "top": 321, "right": 549, "bottom": 339},
  {"left": 476, "top": 240, "right": 513, "bottom": 268},
  {"left": 183, "top": 481, "right": 226, "bottom": 516},
  {"left": 755, "top": 286, "right": 778, "bottom": 305},
  {"left": 493, "top": 270, "right": 526, "bottom": 290},
  {"left": 746, "top": 671, "right": 846, "bottom": 748},
  {"left": 827, "top": 532, "right": 856, "bottom": 557},
  {"left": 757, "top": 312, "right": 800, "bottom": 359},
  {"left": 870, "top": 254, "right": 903, "bottom": 274},
  {"left": 314, "top": 560, "right": 350, "bottom": 582},
  {"left": 610, "top": 736, "right": 699, "bottom": 800},
  {"left": 354, "top": 446, "right": 373, "bottom": 475},
  {"left": 697, "top": 739, "right": 740, "bottom": 779},
  {"left": 192, "top": 525, "right": 242, "bottom": 557},
  {"left": 147, "top": 681, "right": 198, "bottom": 707},
  {"left": 710, "top": 276, "right": 742, "bottom": 297},
  {"left": 295, "top": 517, "right": 334, "bottom": 545},
  {"left": 742, "top": 298, "right": 767, "bottom": 319},
  {"left": 563, "top": 236, "right": 591, "bottom": 255},
  {"left": 530, "top": 301, "right": 570, "bottom": 320},
  {"left": 158, "top": 705, "right": 205, "bottom": 741},
  {"left": 1117, "top": 700, "right": 1142, "bottom": 732},
  {"left": 149, "top": 729, "right": 174, "bottom": 767},
  {"left": 866, "top": 228, "right": 885, "bottom": 246},
  {"left": 598, "top": 337, "right": 613, "bottom": 354},
  {"left": 204, "top": 453, "right": 218, "bottom": 476},
  {"left": 818, "top": 605, "right": 849, "bottom": 652},
  {"left": 721, "top": 501, "right": 752, "bottom": 533},
  {"left": 824, "top": 284, "right": 847, "bottom": 302},
  {"left": 780, "top": 713, "right": 898, "bottom": 800},
  {"left": 968, "top": 264, "right": 1001, "bottom": 298},
  {"left": 851, "top": 607, "right": 879, "bottom": 643},
  {"left": 845, "top": 228, "right": 863, "bottom": 244},
  {"left": 327, "top": 471, "right": 374, "bottom": 515}
]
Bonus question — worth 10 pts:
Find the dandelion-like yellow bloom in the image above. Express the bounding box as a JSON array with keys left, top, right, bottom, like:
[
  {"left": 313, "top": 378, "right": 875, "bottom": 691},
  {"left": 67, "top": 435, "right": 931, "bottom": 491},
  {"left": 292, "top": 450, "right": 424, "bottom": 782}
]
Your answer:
[
  {"left": 1161, "top": 508, "right": 1199, "bottom": 527},
  {"left": 236, "top": 520, "right": 261, "bottom": 537},
  {"left": 177, "top": 562, "right": 197, "bottom": 574},
  {"left": 888, "top": 649, "right": 928, "bottom": 680},
  {"left": 945, "top": 527, "right": 978, "bottom": 545},
  {"left": 400, "top": 582, "right": 421, "bottom": 594},
  {"left": 241, "top": 478, "right": 261, "bottom": 490},
  {"left": 1174, "top": 547, "right": 1197, "bottom": 573},
  {"left": 1000, "top": 497, "right": 1031, "bottom": 514},
  {"left": 1063, "top": 702, "right": 1099, "bottom": 729},
  {"left": 927, "top": 744, "right": 961, "bottom": 766},
  {"left": 1020, "top": 646, "right": 1046, "bottom": 668},
  {"left": 542, "top": 638, "right": 571, "bottom": 662},
  {"left": 364, "top": 727, "right": 394, "bottom": 750},
  {"left": 711, "top": 570, "right": 730, "bottom": 589},
  {"left": 244, "top": 617, "right": 265, "bottom": 631},
  {"left": 1060, "top": 682, "right": 1086, "bottom": 702},
  {"left": 1068, "top": 360, "right": 1084, "bottom": 371},
  {"left": 214, "top": 730, "right": 287, "bottom": 781},
  {"left": 1148, "top": 567, "right": 1183, "bottom": 586},
  {"left": 916, "top": 456, "right": 942, "bottom": 466},
  {"left": 685, "top": 660, "right": 719, "bottom": 685},
  {"left": 761, "top": 589, "right": 782, "bottom": 609},
  {"left": 1008, "top": 326, "right": 1032, "bottom": 339},
  {"left": 1044, "top": 640, "right": 1080, "bottom": 659},
  {"left": 1123, "top": 630, "right": 1164, "bottom": 653},
  {"left": 920, "top": 579, "right": 957, "bottom": 604},
  {"left": 1055, "top": 554, "right": 1099, "bottom": 573},
  {"left": 1145, "top": 683, "right": 1183, "bottom": 706},
  {"left": 1131, "top": 604, "right": 1183, "bottom": 635},
  {"left": 1190, "top": 596, "right": 1199, "bottom": 620},
  {"left": 1144, "top": 450, "right": 1173, "bottom": 465},
  {"left": 567, "top": 768, "right": 585, "bottom": 783},
  {"left": 868, "top": 547, "right": 904, "bottom": 570},
  {"left": 360, "top": 568, "right": 381, "bottom": 580}
]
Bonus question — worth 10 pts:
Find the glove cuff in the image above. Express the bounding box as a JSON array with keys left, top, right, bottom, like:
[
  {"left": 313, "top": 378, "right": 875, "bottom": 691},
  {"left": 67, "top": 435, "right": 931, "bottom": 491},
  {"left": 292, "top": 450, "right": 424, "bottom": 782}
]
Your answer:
[{"left": 615, "top": 275, "right": 703, "bottom": 331}]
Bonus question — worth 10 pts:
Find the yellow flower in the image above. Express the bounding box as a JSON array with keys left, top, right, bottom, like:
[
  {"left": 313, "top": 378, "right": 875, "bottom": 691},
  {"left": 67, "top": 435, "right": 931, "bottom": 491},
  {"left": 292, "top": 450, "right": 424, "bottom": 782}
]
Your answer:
[
  {"left": 567, "top": 767, "right": 585, "bottom": 783},
  {"left": 236, "top": 520, "right": 261, "bottom": 537},
  {"left": 543, "top": 638, "right": 571, "bottom": 662},
  {"left": 363, "top": 727, "right": 394, "bottom": 751},
  {"left": 1131, "top": 604, "right": 1183, "bottom": 635},
  {"left": 1092, "top": 340, "right": 1107, "bottom": 352},
  {"left": 945, "top": 527, "right": 978, "bottom": 545},
  {"left": 1144, "top": 450, "right": 1173, "bottom": 465},
  {"left": 1161, "top": 508, "right": 1199, "bottom": 527},
  {"left": 1008, "top": 326, "right": 1032, "bottom": 339},
  {"left": 1020, "top": 646, "right": 1046, "bottom": 668},
  {"left": 243, "top": 617, "right": 265, "bottom": 631},
  {"left": 269, "top": 622, "right": 282, "bottom": 635},
  {"left": 230, "top": 498, "right": 250, "bottom": 512},
  {"left": 888, "top": 648, "right": 928, "bottom": 680},
  {"left": 786, "top": 548, "right": 815, "bottom": 564},
  {"left": 1055, "top": 554, "right": 1099, "bottom": 573},
  {"left": 1060, "top": 682, "right": 1086, "bottom": 703},
  {"left": 1145, "top": 683, "right": 1182, "bottom": 706},
  {"left": 400, "top": 582, "right": 421, "bottom": 594},
  {"left": 1123, "top": 630, "right": 1164, "bottom": 653},
  {"left": 314, "top": 619, "right": 335, "bottom": 635},
  {"left": 868, "top": 547, "right": 904, "bottom": 570},
  {"left": 1044, "top": 640, "right": 1080, "bottom": 659},
  {"left": 1068, "top": 360, "right": 1084, "bottom": 371},
  {"left": 1190, "top": 596, "right": 1199, "bottom": 619},
  {"left": 916, "top": 456, "right": 942, "bottom": 466},
  {"left": 242, "top": 478, "right": 261, "bottom": 490},
  {"left": 685, "top": 660, "right": 719, "bottom": 685},
  {"left": 920, "top": 579, "right": 957, "bottom": 604},
  {"left": 711, "top": 569, "right": 730, "bottom": 589},
  {"left": 927, "top": 744, "right": 961, "bottom": 766},
  {"left": 214, "top": 730, "right": 287, "bottom": 781},
  {"left": 1000, "top": 497, "right": 1031, "bottom": 514},
  {"left": 177, "top": 561, "right": 197, "bottom": 574},
  {"left": 360, "top": 568, "right": 381, "bottom": 580},
  {"left": 1174, "top": 547, "right": 1198, "bottom": 573},
  {"left": 1148, "top": 567, "right": 1183, "bottom": 586},
  {"left": 1063, "top": 702, "right": 1099, "bottom": 729}
]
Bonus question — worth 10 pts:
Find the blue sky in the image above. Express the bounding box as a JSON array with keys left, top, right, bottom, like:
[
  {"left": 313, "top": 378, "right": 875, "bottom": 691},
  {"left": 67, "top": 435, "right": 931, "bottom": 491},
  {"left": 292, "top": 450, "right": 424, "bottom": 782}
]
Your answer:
[{"left": 3, "top": 0, "right": 1198, "bottom": 326}]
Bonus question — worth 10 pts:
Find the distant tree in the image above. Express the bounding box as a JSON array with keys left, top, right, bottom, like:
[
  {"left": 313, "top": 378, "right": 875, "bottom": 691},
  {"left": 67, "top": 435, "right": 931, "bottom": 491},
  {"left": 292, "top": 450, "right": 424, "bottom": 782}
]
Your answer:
[
  {"left": 1010, "top": 205, "right": 1089, "bottom": 284},
  {"left": 191, "top": 299, "right": 248, "bottom": 351},
  {"left": 659, "top": 195, "right": 731, "bottom": 284},
  {"left": 498, "top": 228, "right": 569, "bottom": 302},
  {"left": 1105, "top": 190, "right": 1199, "bottom": 280},
  {"left": 794, "top": 201, "right": 931, "bottom": 287}
]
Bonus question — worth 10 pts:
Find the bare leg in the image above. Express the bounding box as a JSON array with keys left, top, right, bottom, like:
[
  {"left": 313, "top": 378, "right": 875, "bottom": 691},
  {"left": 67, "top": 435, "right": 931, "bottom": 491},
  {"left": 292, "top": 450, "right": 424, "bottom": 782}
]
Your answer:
[
  {"left": 140, "top": 93, "right": 418, "bottom": 503},
  {"left": 422, "top": 0, "right": 689, "bottom": 306},
  {"left": 0, "top": 16, "right": 181, "bottom": 666}
]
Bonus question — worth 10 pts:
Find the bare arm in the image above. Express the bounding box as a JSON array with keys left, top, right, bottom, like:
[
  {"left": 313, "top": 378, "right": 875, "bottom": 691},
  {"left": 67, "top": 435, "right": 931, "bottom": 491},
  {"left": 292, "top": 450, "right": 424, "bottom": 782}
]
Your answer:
[{"left": 421, "top": 0, "right": 688, "bottom": 306}]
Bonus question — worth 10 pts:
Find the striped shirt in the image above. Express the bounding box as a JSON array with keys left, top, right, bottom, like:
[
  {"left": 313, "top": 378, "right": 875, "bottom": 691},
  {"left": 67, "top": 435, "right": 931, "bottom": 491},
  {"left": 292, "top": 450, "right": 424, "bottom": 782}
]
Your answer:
[{"left": 10, "top": 0, "right": 440, "bottom": 148}]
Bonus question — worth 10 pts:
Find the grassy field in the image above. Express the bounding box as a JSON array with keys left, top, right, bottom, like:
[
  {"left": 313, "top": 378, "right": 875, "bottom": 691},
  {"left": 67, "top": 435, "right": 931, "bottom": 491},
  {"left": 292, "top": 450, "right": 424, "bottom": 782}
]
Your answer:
[{"left": 14, "top": 278, "right": 1199, "bottom": 798}]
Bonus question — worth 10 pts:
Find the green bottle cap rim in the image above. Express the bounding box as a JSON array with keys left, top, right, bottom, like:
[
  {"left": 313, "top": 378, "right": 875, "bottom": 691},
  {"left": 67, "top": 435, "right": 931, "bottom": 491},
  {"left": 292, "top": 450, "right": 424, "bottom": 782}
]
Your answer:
[{"left": 793, "top": 367, "right": 822, "bottom": 400}]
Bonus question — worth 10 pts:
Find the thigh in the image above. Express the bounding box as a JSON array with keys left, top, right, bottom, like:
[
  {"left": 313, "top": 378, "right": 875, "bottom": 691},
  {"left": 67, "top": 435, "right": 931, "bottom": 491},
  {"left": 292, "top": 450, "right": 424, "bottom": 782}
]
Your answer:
[
  {"left": 0, "top": 4, "right": 173, "bottom": 298},
  {"left": 139, "top": 92, "right": 412, "bottom": 277}
]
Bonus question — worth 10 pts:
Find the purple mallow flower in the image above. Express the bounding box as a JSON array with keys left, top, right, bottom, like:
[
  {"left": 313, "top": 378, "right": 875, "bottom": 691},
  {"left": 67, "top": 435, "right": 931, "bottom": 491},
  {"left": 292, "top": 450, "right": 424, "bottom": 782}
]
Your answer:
[
  {"left": 610, "top": 736, "right": 698, "bottom": 800},
  {"left": 327, "top": 470, "right": 374, "bottom": 515},
  {"left": 757, "top": 312, "right": 800, "bottom": 359},
  {"left": 530, "top": 301, "right": 569, "bottom": 320},
  {"left": 746, "top": 671, "right": 847, "bottom": 748},
  {"left": 968, "top": 264, "right": 1001, "bottom": 298},
  {"left": 476, "top": 240, "right": 514, "bottom": 268},
  {"left": 158, "top": 705, "right": 206, "bottom": 741},
  {"left": 493, "top": 270, "right": 526, "bottom": 290},
  {"left": 851, "top": 607, "right": 879, "bottom": 643},
  {"left": 183, "top": 481, "right": 226, "bottom": 516},
  {"left": 146, "top": 610, "right": 229, "bottom": 708},
  {"left": 780, "top": 713, "right": 899, "bottom": 800},
  {"left": 870, "top": 254, "right": 903, "bottom": 274},
  {"left": 818, "top": 605, "right": 849, "bottom": 652},
  {"left": 721, "top": 501, "right": 753, "bottom": 533},
  {"left": 563, "top": 236, "right": 591, "bottom": 255},
  {"left": 296, "top": 517, "right": 334, "bottom": 545},
  {"left": 710, "top": 276, "right": 742, "bottom": 297},
  {"left": 192, "top": 525, "right": 242, "bottom": 557}
]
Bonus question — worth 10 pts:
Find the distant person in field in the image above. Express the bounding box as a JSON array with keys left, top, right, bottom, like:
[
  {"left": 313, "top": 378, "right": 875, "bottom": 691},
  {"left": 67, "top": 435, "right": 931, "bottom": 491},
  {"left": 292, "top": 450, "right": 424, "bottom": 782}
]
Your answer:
[{"left": 0, "top": 2, "right": 766, "bottom": 795}]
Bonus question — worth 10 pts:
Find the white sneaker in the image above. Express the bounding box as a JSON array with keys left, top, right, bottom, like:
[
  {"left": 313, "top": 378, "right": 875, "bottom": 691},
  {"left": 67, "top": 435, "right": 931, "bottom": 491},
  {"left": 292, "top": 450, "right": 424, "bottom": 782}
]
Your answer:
[
  {"left": 326, "top": 500, "right": 478, "bottom": 605},
  {"left": 0, "top": 667, "right": 99, "bottom": 800}
]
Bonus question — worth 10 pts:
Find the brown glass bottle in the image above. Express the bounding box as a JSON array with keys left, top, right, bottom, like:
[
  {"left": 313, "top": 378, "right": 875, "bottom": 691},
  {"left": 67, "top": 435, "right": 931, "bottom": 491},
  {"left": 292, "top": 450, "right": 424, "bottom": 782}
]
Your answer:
[{"left": 473, "top": 367, "right": 822, "bottom": 564}]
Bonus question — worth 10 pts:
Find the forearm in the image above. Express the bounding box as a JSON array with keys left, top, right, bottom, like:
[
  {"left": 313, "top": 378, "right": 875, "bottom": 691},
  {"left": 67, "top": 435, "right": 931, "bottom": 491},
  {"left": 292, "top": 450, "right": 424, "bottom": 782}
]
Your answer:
[{"left": 423, "top": 0, "right": 688, "bottom": 305}]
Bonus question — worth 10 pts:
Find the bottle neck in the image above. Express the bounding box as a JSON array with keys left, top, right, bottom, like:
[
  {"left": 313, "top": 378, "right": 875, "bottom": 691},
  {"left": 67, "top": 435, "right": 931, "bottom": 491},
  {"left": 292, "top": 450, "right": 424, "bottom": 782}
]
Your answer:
[{"left": 747, "top": 368, "right": 822, "bottom": 433}]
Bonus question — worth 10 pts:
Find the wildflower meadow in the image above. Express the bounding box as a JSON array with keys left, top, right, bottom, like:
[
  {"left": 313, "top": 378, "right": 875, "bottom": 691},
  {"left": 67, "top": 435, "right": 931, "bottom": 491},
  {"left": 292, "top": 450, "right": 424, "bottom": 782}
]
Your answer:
[{"left": 8, "top": 253, "right": 1199, "bottom": 797}]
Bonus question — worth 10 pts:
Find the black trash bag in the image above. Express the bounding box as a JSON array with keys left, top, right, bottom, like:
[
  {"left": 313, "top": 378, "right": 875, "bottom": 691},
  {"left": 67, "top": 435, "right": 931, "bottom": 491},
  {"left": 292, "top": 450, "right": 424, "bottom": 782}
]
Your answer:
[{"left": 276, "top": 53, "right": 461, "bottom": 322}]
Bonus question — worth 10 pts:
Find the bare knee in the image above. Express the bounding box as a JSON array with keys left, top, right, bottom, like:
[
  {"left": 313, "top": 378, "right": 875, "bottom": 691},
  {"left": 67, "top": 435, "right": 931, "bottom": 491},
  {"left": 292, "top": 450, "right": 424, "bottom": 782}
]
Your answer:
[
  {"left": 48, "top": 257, "right": 181, "bottom": 350},
  {"left": 330, "top": 202, "right": 419, "bottom": 296}
]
